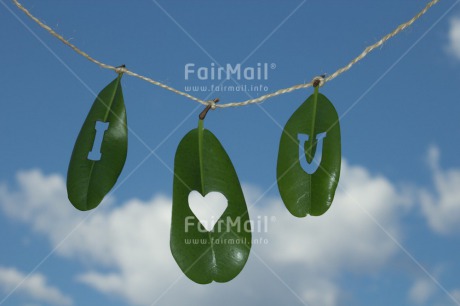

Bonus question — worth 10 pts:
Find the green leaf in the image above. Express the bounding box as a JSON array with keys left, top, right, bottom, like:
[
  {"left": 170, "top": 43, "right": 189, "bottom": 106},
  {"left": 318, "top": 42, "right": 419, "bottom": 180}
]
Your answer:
[
  {"left": 67, "top": 75, "right": 128, "bottom": 211},
  {"left": 277, "top": 87, "right": 341, "bottom": 217},
  {"left": 171, "top": 120, "right": 251, "bottom": 284}
]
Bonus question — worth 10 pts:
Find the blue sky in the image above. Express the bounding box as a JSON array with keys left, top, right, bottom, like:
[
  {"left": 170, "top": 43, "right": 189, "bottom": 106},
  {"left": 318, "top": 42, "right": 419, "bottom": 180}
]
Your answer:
[{"left": 1, "top": 0, "right": 460, "bottom": 305}]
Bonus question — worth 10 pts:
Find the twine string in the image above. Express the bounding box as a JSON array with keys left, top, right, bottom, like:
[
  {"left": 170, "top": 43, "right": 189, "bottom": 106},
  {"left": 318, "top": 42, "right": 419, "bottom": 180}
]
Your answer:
[{"left": 11, "top": 0, "right": 440, "bottom": 108}]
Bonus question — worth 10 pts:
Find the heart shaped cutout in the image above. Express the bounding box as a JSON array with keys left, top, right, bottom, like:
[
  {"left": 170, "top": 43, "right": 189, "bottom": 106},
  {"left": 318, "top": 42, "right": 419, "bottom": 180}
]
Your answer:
[{"left": 188, "top": 191, "right": 228, "bottom": 231}]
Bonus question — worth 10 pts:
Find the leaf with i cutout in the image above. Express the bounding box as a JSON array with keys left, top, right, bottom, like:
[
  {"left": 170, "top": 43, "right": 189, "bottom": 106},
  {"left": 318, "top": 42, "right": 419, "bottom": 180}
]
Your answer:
[
  {"left": 171, "top": 120, "right": 251, "bottom": 284},
  {"left": 277, "top": 86, "right": 341, "bottom": 217},
  {"left": 67, "top": 74, "right": 128, "bottom": 211}
]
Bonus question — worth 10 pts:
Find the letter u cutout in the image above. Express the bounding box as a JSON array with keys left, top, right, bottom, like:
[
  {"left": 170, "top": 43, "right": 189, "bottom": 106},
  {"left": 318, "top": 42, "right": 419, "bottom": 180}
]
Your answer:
[{"left": 298, "top": 132, "right": 327, "bottom": 174}]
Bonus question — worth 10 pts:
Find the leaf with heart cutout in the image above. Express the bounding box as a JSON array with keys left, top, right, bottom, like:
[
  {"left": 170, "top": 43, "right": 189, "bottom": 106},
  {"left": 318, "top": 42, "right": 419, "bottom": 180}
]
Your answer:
[
  {"left": 277, "top": 86, "right": 341, "bottom": 217},
  {"left": 171, "top": 120, "right": 251, "bottom": 284},
  {"left": 67, "top": 74, "right": 128, "bottom": 211}
]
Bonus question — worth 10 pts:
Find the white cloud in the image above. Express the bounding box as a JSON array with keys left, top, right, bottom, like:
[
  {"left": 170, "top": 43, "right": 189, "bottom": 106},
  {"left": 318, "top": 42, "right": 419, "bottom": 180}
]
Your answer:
[
  {"left": 451, "top": 289, "right": 460, "bottom": 303},
  {"left": 0, "top": 266, "right": 73, "bottom": 306},
  {"left": 259, "top": 161, "right": 411, "bottom": 275},
  {"left": 420, "top": 146, "right": 460, "bottom": 234},
  {"left": 447, "top": 17, "right": 460, "bottom": 60},
  {"left": 300, "top": 279, "right": 339, "bottom": 306},
  {"left": 408, "top": 277, "right": 436, "bottom": 305},
  {"left": 0, "top": 161, "right": 415, "bottom": 305}
]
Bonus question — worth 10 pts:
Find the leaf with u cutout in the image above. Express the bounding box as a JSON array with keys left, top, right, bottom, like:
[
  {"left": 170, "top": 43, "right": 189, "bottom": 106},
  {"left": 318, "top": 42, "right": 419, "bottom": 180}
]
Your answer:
[
  {"left": 171, "top": 120, "right": 251, "bottom": 284},
  {"left": 67, "top": 74, "right": 128, "bottom": 211},
  {"left": 277, "top": 86, "right": 341, "bottom": 217}
]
